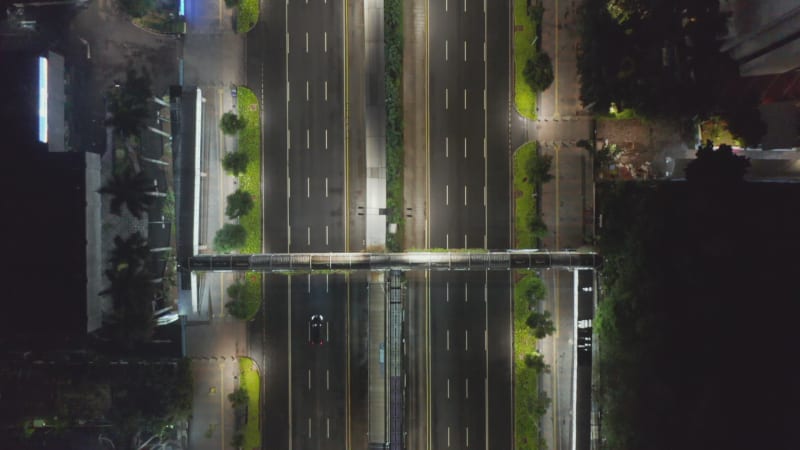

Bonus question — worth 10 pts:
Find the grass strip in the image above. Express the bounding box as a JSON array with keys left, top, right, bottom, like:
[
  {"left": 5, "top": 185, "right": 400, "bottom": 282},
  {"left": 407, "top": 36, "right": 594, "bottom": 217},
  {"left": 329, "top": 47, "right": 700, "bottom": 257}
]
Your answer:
[
  {"left": 241, "top": 273, "right": 262, "bottom": 321},
  {"left": 236, "top": 0, "right": 259, "bottom": 33},
  {"left": 239, "top": 357, "right": 261, "bottom": 449},
  {"left": 237, "top": 86, "right": 262, "bottom": 254},
  {"left": 514, "top": 0, "right": 538, "bottom": 119},
  {"left": 514, "top": 142, "right": 538, "bottom": 248},
  {"left": 514, "top": 273, "right": 547, "bottom": 450},
  {"left": 385, "top": 0, "right": 404, "bottom": 251}
]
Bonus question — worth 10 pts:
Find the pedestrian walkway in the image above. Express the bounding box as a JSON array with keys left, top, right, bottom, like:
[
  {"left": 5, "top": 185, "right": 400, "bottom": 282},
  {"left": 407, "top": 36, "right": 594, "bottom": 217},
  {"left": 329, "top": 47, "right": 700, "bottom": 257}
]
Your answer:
[{"left": 368, "top": 272, "right": 387, "bottom": 445}]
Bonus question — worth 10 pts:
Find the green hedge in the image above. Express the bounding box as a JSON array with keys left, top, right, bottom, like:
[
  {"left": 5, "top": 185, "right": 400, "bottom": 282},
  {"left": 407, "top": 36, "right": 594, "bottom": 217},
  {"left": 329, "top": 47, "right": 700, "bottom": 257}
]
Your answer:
[
  {"left": 514, "top": 0, "right": 539, "bottom": 119},
  {"left": 237, "top": 86, "right": 262, "bottom": 254},
  {"left": 239, "top": 357, "right": 261, "bottom": 449},
  {"left": 236, "top": 0, "right": 259, "bottom": 33},
  {"left": 385, "top": 0, "right": 404, "bottom": 251},
  {"left": 514, "top": 142, "right": 546, "bottom": 248}
]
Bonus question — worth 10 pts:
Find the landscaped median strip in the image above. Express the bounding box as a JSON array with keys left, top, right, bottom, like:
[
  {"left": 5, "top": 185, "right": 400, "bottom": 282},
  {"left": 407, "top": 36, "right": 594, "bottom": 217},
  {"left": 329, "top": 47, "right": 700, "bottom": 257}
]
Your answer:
[
  {"left": 236, "top": 0, "right": 259, "bottom": 33},
  {"left": 514, "top": 142, "right": 541, "bottom": 248},
  {"left": 514, "top": 0, "right": 539, "bottom": 119},
  {"left": 239, "top": 357, "right": 261, "bottom": 449},
  {"left": 237, "top": 86, "right": 262, "bottom": 254}
]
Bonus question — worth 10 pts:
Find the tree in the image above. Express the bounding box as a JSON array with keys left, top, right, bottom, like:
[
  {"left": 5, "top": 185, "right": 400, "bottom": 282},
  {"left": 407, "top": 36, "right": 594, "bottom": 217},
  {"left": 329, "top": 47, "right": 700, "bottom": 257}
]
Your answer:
[
  {"left": 527, "top": 152, "right": 554, "bottom": 184},
  {"left": 110, "top": 232, "right": 150, "bottom": 273},
  {"left": 106, "top": 68, "right": 152, "bottom": 137},
  {"left": 99, "top": 168, "right": 154, "bottom": 219},
  {"left": 214, "top": 224, "right": 247, "bottom": 252},
  {"left": 223, "top": 0, "right": 240, "bottom": 7},
  {"left": 102, "top": 267, "right": 156, "bottom": 347},
  {"left": 118, "top": 0, "right": 156, "bottom": 17},
  {"left": 220, "top": 112, "right": 247, "bottom": 135},
  {"left": 524, "top": 353, "right": 550, "bottom": 373},
  {"left": 526, "top": 310, "right": 556, "bottom": 338},
  {"left": 228, "top": 387, "right": 249, "bottom": 407},
  {"left": 685, "top": 141, "right": 750, "bottom": 187},
  {"left": 222, "top": 151, "right": 249, "bottom": 176},
  {"left": 225, "top": 189, "right": 254, "bottom": 219},
  {"left": 523, "top": 52, "right": 554, "bottom": 92}
]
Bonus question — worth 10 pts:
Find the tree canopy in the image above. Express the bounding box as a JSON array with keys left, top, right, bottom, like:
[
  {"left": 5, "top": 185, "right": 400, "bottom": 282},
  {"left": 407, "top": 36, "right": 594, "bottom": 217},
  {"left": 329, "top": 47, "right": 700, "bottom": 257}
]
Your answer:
[
  {"left": 106, "top": 68, "right": 152, "bottom": 137},
  {"left": 222, "top": 151, "right": 249, "bottom": 176},
  {"left": 220, "top": 111, "right": 247, "bottom": 135},
  {"left": 214, "top": 223, "right": 247, "bottom": 252},
  {"left": 225, "top": 189, "right": 254, "bottom": 219},
  {"left": 99, "top": 168, "right": 154, "bottom": 219},
  {"left": 684, "top": 140, "right": 750, "bottom": 187}
]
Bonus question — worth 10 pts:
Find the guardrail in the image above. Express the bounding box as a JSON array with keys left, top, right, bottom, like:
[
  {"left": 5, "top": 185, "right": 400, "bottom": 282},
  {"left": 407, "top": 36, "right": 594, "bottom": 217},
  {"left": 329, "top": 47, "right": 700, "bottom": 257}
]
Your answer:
[{"left": 185, "top": 250, "right": 601, "bottom": 272}]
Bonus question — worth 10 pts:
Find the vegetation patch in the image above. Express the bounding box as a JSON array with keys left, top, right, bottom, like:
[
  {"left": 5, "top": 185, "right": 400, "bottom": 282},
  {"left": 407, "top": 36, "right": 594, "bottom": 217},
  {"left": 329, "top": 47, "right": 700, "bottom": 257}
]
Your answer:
[
  {"left": 513, "top": 142, "right": 549, "bottom": 248},
  {"left": 236, "top": 357, "right": 261, "bottom": 449},
  {"left": 237, "top": 86, "right": 262, "bottom": 254},
  {"left": 225, "top": 273, "right": 262, "bottom": 321},
  {"left": 385, "top": 0, "right": 404, "bottom": 251},
  {"left": 236, "top": 0, "right": 259, "bottom": 33},
  {"left": 514, "top": 273, "right": 550, "bottom": 450},
  {"left": 513, "top": 0, "right": 540, "bottom": 119}
]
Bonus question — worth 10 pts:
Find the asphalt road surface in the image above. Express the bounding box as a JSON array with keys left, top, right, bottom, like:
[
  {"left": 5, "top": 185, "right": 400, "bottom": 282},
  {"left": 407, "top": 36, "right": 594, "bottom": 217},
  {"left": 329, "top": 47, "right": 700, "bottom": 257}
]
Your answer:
[
  {"left": 429, "top": 0, "right": 489, "bottom": 249},
  {"left": 262, "top": 273, "right": 368, "bottom": 450}
]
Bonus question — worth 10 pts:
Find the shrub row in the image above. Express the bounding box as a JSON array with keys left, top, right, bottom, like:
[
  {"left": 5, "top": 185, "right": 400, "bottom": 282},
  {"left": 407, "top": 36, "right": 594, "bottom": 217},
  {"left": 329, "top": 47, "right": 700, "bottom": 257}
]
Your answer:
[{"left": 385, "top": 0, "right": 404, "bottom": 251}]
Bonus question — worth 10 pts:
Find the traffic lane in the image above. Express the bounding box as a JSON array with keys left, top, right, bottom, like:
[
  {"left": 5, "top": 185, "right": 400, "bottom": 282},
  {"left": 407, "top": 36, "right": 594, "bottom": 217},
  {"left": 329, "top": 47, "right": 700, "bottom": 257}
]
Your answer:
[
  {"left": 405, "top": 271, "right": 428, "bottom": 450},
  {"left": 553, "top": 269, "right": 576, "bottom": 450},
  {"left": 262, "top": 274, "right": 290, "bottom": 450},
  {"left": 290, "top": 274, "right": 348, "bottom": 450},
  {"left": 487, "top": 270, "right": 512, "bottom": 450},
  {"left": 485, "top": 0, "right": 510, "bottom": 249},
  {"left": 429, "top": 272, "right": 488, "bottom": 449}
]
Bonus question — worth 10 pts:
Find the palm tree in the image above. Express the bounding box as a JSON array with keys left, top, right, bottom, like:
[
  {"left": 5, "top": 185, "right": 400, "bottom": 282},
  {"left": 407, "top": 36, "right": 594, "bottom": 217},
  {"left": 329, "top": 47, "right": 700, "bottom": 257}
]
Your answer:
[
  {"left": 101, "top": 267, "right": 156, "bottom": 347},
  {"left": 106, "top": 67, "right": 152, "bottom": 137},
  {"left": 110, "top": 232, "right": 150, "bottom": 273},
  {"left": 99, "top": 169, "right": 154, "bottom": 218}
]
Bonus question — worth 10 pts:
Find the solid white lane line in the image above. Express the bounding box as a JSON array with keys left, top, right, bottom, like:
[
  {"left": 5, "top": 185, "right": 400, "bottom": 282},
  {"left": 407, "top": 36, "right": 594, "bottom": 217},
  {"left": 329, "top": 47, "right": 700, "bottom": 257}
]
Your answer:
[
  {"left": 464, "top": 40, "right": 467, "bottom": 61},
  {"left": 326, "top": 274, "right": 329, "bottom": 292},
  {"left": 326, "top": 322, "right": 329, "bottom": 341},
  {"left": 325, "top": 225, "right": 329, "bottom": 245},
  {"left": 484, "top": 89, "right": 486, "bottom": 110},
  {"left": 287, "top": 177, "right": 291, "bottom": 198},
  {"left": 288, "top": 225, "right": 292, "bottom": 246},
  {"left": 446, "top": 184, "right": 449, "bottom": 205},
  {"left": 445, "top": 88, "right": 449, "bottom": 110},
  {"left": 288, "top": 129, "right": 291, "bottom": 149},
  {"left": 464, "top": 185, "right": 468, "bottom": 206},
  {"left": 446, "top": 136, "right": 449, "bottom": 157},
  {"left": 484, "top": 329, "right": 488, "bottom": 351},
  {"left": 325, "top": 177, "right": 329, "bottom": 197},
  {"left": 307, "top": 177, "right": 310, "bottom": 198},
  {"left": 327, "top": 418, "right": 330, "bottom": 439},
  {"left": 464, "top": 137, "right": 467, "bottom": 159},
  {"left": 308, "top": 369, "right": 311, "bottom": 390},
  {"left": 306, "top": 81, "right": 309, "bottom": 101},
  {"left": 324, "top": 32, "right": 328, "bottom": 52},
  {"left": 308, "top": 273, "right": 311, "bottom": 293},
  {"left": 445, "top": 40, "right": 448, "bottom": 61},
  {"left": 446, "top": 233, "right": 450, "bottom": 249},
  {"left": 325, "top": 81, "right": 328, "bottom": 100},
  {"left": 287, "top": 33, "right": 290, "bottom": 53},
  {"left": 325, "top": 129, "right": 328, "bottom": 149},
  {"left": 445, "top": 0, "right": 448, "bottom": 12},
  {"left": 483, "top": 41, "right": 486, "bottom": 61},
  {"left": 464, "top": 89, "right": 467, "bottom": 110},
  {"left": 465, "top": 282, "right": 468, "bottom": 302},
  {"left": 306, "top": 129, "right": 310, "bottom": 149},
  {"left": 287, "top": 81, "right": 290, "bottom": 101},
  {"left": 448, "top": 426, "right": 451, "bottom": 447},
  {"left": 465, "top": 377, "right": 469, "bottom": 399},
  {"left": 307, "top": 226, "right": 310, "bottom": 245},
  {"left": 308, "top": 418, "right": 311, "bottom": 438},
  {"left": 464, "top": 0, "right": 467, "bottom": 12},
  {"left": 465, "top": 234, "right": 468, "bottom": 248},
  {"left": 447, "top": 378, "right": 450, "bottom": 399},
  {"left": 465, "top": 329, "right": 469, "bottom": 351},
  {"left": 484, "top": 137, "right": 486, "bottom": 159},
  {"left": 484, "top": 185, "right": 486, "bottom": 206},
  {"left": 305, "top": 32, "right": 309, "bottom": 53},
  {"left": 446, "top": 329, "right": 450, "bottom": 351},
  {"left": 446, "top": 282, "right": 450, "bottom": 302}
]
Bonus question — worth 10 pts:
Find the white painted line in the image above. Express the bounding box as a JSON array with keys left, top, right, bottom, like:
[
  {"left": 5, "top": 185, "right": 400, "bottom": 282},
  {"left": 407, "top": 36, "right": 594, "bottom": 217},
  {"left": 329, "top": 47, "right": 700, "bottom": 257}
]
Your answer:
[
  {"left": 325, "top": 225, "right": 329, "bottom": 246},
  {"left": 446, "top": 282, "right": 450, "bottom": 302},
  {"left": 308, "top": 273, "right": 311, "bottom": 292},
  {"left": 465, "top": 377, "right": 469, "bottom": 399},
  {"left": 325, "top": 81, "right": 328, "bottom": 100},
  {"left": 445, "top": 88, "right": 449, "bottom": 110},
  {"left": 307, "top": 226, "right": 311, "bottom": 245},
  {"left": 465, "top": 282, "right": 468, "bottom": 302},
  {"left": 324, "top": 32, "right": 328, "bottom": 53},
  {"left": 288, "top": 129, "right": 291, "bottom": 149},
  {"left": 447, "top": 426, "right": 451, "bottom": 447},
  {"left": 326, "top": 274, "right": 329, "bottom": 292},
  {"left": 327, "top": 369, "right": 330, "bottom": 390},
  {"left": 288, "top": 226, "right": 292, "bottom": 246},
  {"left": 306, "top": 80, "right": 309, "bottom": 101},
  {"left": 306, "top": 129, "right": 310, "bottom": 149},
  {"left": 446, "top": 329, "right": 450, "bottom": 351},
  {"left": 464, "top": 0, "right": 467, "bottom": 12},
  {"left": 308, "top": 417, "right": 311, "bottom": 438},
  {"left": 483, "top": 137, "right": 487, "bottom": 158},
  {"left": 305, "top": 32, "right": 309, "bottom": 53},
  {"left": 464, "top": 137, "right": 467, "bottom": 159},
  {"left": 287, "top": 33, "right": 290, "bottom": 53},
  {"left": 307, "top": 177, "right": 310, "bottom": 198},
  {"left": 484, "top": 329, "right": 488, "bottom": 350},
  {"left": 446, "top": 136, "right": 449, "bottom": 158},
  {"left": 325, "top": 129, "right": 328, "bottom": 149},
  {"left": 464, "top": 185, "right": 468, "bottom": 206},
  {"left": 445, "top": 0, "right": 448, "bottom": 12},
  {"left": 287, "top": 177, "right": 291, "bottom": 198},
  {"left": 483, "top": 41, "right": 486, "bottom": 61},
  {"left": 325, "top": 177, "right": 329, "bottom": 197},
  {"left": 465, "top": 329, "right": 469, "bottom": 351},
  {"left": 466, "top": 426, "right": 470, "bottom": 447},
  {"left": 447, "top": 378, "right": 450, "bottom": 399},
  {"left": 308, "top": 369, "right": 311, "bottom": 390},
  {"left": 464, "top": 40, "right": 467, "bottom": 61},
  {"left": 446, "top": 233, "right": 450, "bottom": 249},
  {"left": 327, "top": 418, "right": 330, "bottom": 439},
  {"left": 484, "top": 89, "right": 486, "bottom": 110},
  {"left": 326, "top": 321, "right": 329, "bottom": 341},
  {"left": 484, "top": 185, "right": 486, "bottom": 206},
  {"left": 465, "top": 234, "right": 468, "bottom": 248},
  {"left": 445, "top": 40, "right": 448, "bottom": 61},
  {"left": 464, "top": 89, "right": 467, "bottom": 110},
  {"left": 287, "top": 81, "right": 290, "bottom": 102},
  {"left": 446, "top": 184, "right": 449, "bottom": 205}
]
